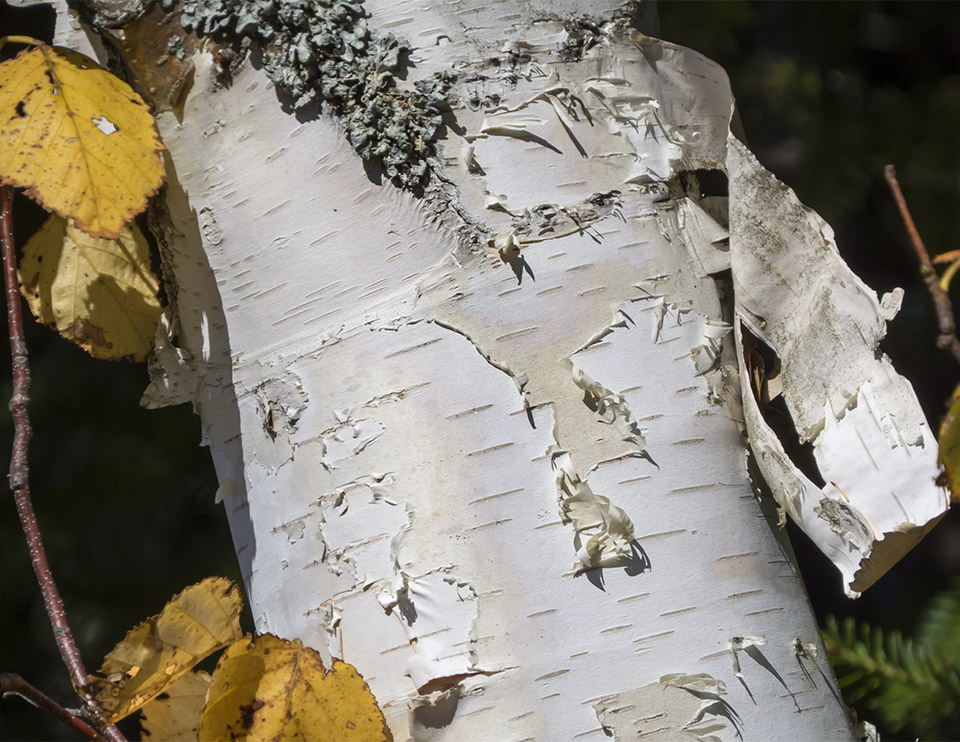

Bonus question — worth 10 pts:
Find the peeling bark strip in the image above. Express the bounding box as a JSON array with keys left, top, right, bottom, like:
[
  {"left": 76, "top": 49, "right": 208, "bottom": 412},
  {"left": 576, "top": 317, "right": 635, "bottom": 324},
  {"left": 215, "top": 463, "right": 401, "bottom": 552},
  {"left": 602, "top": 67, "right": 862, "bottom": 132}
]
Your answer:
[
  {"left": 32, "top": 0, "right": 945, "bottom": 737},
  {"left": 728, "top": 137, "right": 949, "bottom": 596},
  {"left": 594, "top": 673, "right": 743, "bottom": 741}
]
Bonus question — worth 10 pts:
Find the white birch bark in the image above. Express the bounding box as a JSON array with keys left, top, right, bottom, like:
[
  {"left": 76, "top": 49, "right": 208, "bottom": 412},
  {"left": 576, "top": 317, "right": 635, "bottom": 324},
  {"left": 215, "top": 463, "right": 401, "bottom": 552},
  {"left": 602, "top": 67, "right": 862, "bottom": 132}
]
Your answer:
[{"left": 25, "top": 0, "right": 947, "bottom": 738}]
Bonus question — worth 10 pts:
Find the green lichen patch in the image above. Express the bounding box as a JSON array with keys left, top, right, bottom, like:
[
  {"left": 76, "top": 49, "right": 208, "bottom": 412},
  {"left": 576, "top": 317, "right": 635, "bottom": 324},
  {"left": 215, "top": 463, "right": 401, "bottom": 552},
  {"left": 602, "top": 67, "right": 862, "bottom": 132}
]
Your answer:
[{"left": 180, "top": 0, "right": 454, "bottom": 187}]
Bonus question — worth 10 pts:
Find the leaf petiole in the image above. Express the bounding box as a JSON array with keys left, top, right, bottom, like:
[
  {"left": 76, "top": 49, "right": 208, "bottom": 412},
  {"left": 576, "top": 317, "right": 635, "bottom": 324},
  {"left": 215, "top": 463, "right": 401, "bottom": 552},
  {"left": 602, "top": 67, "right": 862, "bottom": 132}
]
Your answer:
[{"left": 0, "top": 36, "right": 42, "bottom": 54}]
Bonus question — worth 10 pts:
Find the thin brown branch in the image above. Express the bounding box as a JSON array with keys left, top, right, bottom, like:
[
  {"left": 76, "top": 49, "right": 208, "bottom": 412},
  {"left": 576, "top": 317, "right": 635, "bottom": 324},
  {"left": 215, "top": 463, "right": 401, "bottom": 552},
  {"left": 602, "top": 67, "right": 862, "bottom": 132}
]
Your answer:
[
  {"left": 0, "top": 673, "right": 106, "bottom": 741},
  {"left": 884, "top": 164, "right": 960, "bottom": 366},
  {"left": 0, "top": 186, "right": 126, "bottom": 742}
]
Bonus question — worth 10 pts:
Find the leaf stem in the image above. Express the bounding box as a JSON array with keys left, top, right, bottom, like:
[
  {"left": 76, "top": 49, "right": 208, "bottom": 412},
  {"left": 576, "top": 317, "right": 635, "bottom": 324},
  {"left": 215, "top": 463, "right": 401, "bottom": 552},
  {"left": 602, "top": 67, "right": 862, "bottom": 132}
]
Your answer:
[
  {"left": 884, "top": 164, "right": 960, "bottom": 366},
  {"left": 0, "top": 36, "right": 42, "bottom": 54},
  {"left": 0, "top": 673, "right": 106, "bottom": 741},
  {"left": 0, "top": 186, "right": 126, "bottom": 742}
]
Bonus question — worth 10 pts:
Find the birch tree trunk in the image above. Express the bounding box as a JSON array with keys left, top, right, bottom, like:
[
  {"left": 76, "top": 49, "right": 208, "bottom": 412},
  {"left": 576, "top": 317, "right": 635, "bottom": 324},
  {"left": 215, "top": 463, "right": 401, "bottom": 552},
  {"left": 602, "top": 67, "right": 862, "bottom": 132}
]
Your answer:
[{"left": 31, "top": 0, "right": 948, "bottom": 738}]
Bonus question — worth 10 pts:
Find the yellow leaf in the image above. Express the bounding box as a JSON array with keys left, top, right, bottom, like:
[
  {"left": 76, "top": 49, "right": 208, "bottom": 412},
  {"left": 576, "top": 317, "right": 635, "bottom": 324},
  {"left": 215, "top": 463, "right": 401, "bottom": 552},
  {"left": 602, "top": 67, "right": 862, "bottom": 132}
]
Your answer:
[
  {"left": 0, "top": 43, "right": 164, "bottom": 237},
  {"left": 938, "top": 382, "right": 960, "bottom": 503},
  {"left": 198, "top": 634, "right": 391, "bottom": 742},
  {"left": 141, "top": 670, "right": 212, "bottom": 741},
  {"left": 940, "top": 256, "right": 960, "bottom": 292},
  {"left": 19, "top": 214, "right": 162, "bottom": 361},
  {"left": 89, "top": 577, "right": 244, "bottom": 722}
]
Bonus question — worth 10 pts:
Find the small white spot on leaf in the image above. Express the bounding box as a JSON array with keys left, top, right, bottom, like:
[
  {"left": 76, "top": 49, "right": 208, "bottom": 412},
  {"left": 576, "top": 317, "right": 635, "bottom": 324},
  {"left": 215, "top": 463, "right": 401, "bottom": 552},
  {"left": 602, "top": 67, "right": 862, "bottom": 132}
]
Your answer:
[{"left": 92, "top": 115, "right": 117, "bottom": 135}]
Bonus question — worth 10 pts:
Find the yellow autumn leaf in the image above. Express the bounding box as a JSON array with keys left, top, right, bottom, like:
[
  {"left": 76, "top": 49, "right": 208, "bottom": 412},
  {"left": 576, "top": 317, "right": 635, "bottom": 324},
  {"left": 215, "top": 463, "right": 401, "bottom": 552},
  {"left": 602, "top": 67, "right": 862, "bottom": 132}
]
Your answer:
[
  {"left": 938, "top": 381, "right": 960, "bottom": 503},
  {"left": 0, "top": 42, "right": 164, "bottom": 237},
  {"left": 140, "top": 670, "right": 212, "bottom": 741},
  {"left": 88, "top": 577, "right": 244, "bottom": 722},
  {"left": 939, "top": 256, "right": 960, "bottom": 292},
  {"left": 198, "top": 634, "right": 391, "bottom": 742},
  {"left": 19, "top": 215, "right": 162, "bottom": 361}
]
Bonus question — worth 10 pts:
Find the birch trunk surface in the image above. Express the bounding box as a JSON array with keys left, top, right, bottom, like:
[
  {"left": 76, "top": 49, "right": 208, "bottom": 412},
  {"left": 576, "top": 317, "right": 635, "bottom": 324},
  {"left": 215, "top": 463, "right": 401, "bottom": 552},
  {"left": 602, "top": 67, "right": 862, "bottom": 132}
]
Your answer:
[{"left": 31, "top": 0, "right": 948, "bottom": 738}]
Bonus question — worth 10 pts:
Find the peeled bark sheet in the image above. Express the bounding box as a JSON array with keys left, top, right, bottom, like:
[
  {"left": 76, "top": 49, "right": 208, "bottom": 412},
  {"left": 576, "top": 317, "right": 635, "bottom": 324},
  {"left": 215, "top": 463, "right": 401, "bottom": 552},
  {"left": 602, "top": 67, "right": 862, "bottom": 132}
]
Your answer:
[
  {"left": 728, "top": 136, "right": 949, "bottom": 596},
  {"left": 24, "top": 0, "right": 949, "bottom": 737}
]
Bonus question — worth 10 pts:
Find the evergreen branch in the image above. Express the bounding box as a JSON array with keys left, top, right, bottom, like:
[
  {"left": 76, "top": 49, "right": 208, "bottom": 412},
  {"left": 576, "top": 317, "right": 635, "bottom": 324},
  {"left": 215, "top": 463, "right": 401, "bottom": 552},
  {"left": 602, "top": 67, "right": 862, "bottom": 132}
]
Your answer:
[{"left": 824, "top": 612, "right": 960, "bottom": 738}]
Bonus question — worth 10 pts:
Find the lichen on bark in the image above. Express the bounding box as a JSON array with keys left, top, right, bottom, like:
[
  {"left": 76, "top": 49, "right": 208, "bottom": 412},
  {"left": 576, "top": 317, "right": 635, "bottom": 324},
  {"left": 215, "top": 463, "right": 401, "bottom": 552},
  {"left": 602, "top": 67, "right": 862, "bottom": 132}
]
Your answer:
[{"left": 180, "top": 0, "right": 454, "bottom": 186}]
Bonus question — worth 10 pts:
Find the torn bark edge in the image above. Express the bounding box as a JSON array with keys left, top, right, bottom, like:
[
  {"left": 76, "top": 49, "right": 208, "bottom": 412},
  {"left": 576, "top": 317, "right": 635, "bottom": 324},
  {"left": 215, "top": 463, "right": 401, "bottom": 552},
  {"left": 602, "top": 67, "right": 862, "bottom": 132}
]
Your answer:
[
  {"left": 726, "top": 134, "right": 949, "bottom": 596},
  {"left": 734, "top": 320, "right": 946, "bottom": 597}
]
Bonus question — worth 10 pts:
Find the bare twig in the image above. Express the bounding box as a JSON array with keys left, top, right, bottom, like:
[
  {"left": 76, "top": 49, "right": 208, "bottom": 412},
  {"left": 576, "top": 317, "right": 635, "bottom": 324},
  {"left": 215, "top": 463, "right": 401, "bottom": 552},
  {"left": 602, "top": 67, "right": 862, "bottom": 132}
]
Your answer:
[
  {"left": 0, "top": 186, "right": 126, "bottom": 742},
  {"left": 885, "top": 164, "right": 960, "bottom": 366},
  {"left": 0, "top": 673, "right": 106, "bottom": 741}
]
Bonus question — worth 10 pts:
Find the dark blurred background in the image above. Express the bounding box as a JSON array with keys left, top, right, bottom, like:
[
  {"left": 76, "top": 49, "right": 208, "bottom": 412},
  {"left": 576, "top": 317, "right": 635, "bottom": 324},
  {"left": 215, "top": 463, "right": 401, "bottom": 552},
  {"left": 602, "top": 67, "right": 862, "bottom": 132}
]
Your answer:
[{"left": 2, "top": 0, "right": 960, "bottom": 739}]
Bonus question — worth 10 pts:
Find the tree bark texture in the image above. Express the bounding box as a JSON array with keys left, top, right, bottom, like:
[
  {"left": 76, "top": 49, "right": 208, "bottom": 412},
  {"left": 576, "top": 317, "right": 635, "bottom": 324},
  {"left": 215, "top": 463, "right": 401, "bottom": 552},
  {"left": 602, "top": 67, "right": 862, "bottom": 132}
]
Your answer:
[{"left": 23, "top": 0, "right": 949, "bottom": 738}]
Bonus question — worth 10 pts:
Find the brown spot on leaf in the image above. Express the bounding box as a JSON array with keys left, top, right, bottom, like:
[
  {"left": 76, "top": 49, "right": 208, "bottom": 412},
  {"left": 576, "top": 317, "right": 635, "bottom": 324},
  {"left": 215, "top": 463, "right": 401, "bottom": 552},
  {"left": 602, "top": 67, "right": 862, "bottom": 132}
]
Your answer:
[
  {"left": 70, "top": 317, "right": 108, "bottom": 347},
  {"left": 239, "top": 698, "right": 265, "bottom": 729}
]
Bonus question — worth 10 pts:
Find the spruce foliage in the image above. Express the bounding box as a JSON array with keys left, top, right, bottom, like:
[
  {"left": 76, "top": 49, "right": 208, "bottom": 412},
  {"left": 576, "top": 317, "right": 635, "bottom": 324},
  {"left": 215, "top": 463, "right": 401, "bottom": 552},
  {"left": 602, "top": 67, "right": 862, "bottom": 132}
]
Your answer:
[{"left": 823, "top": 580, "right": 960, "bottom": 739}]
